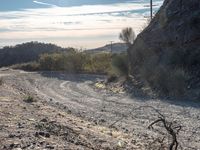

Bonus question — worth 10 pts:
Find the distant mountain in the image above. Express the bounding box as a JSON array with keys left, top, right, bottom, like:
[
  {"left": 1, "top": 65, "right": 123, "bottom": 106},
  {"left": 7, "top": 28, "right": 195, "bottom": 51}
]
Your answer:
[
  {"left": 87, "top": 43, "right": 127, "bottom": 54},
  {"left": 0, "top": 41, "right": 74, "bottom": 67}
]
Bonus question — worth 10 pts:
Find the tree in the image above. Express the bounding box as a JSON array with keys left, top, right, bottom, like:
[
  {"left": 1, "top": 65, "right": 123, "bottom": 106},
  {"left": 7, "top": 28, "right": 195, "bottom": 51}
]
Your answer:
[
  {"left": 119, "top": 27, "right": 136, "bottom": 47},
  {"left": 119, "top": 27, "right": 136, "bottom": 76}
]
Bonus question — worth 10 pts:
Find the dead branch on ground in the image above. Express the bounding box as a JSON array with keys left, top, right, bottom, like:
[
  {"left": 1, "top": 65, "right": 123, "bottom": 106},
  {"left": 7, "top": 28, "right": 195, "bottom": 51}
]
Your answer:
[
  {"left": 108, "top": 105, "right": 183, "bottom": 149},
  {"left": 148, "top": 116, "right": 182, "bottom": 150},
  {"left": 109, "top": 105, "right": 164, "bottom": 128}
]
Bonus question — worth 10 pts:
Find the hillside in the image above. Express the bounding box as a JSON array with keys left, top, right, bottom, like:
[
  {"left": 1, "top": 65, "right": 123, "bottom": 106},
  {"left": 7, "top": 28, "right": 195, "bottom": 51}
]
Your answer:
[
  {"left": 128, "top": 0, "right": 200, "bottom": 98},
  {"left": 0, "top": 42, "right": 74, "bottom": 67},
  {"left": 87, "top": 43, "right": 127, "bottom": 54}
]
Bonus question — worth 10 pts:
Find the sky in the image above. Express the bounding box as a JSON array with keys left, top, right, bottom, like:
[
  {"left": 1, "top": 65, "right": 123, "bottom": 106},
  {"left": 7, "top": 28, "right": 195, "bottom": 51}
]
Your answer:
[{"left": 0, "top": 0, "right": 163, "bottom": 49}]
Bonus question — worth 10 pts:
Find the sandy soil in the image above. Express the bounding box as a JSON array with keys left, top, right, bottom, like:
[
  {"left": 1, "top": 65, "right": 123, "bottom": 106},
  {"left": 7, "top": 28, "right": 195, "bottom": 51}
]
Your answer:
[{"left": 0, "top": 69, "right": 200, "bottom": 150}]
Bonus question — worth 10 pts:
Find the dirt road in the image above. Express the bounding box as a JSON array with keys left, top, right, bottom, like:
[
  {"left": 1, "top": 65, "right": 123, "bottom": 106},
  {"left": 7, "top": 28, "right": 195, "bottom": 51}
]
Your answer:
[{"left": 0, "top": 69, "right": 200, "bottom": 149}]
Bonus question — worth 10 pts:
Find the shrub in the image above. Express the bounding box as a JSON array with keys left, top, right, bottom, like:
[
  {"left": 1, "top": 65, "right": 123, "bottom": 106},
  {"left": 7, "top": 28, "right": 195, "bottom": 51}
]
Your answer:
[
  {"left": 84, "top": 53, "right": 112, "bottom": 74},
  {"left": 39, "top": 52, "right": 88, "bottom": 72},
  {"left": 14, "top": 50, "right": 130, "bottom": 77},
  {"left": 140, "top": 64, "right": 188, "bottom": 97},
  {"left": 107, "top": 74, "right": 118, "bottom": 83},
  {"left": 39, "top": 53, "right": 62, "bottom": 71},
  {"left": 64, "top": 52, "right": 87, "bottom": 72},
  {"left": 0, "top": 78, "right": 3, "bottom": 85},
  {"left": 12, "top": 62, "right": 40, "bottom": 71},
  {"left": 129, "top": 43, "right": 194, "bottom": 98},
  {"left": 24, "top": 95, "right": 36, "bottom": 103},
  {"left": 167, "top": 69, "right": 189, "bottom": 97},
  {"left": 111, "top": 53, "right": 129, "bottom": 77}
]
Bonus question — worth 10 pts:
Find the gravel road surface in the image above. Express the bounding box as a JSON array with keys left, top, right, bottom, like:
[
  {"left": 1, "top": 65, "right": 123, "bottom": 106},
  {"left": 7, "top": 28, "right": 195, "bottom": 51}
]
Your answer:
[{"left": 1, "top": 69, "right": 200, "bottom": 149}]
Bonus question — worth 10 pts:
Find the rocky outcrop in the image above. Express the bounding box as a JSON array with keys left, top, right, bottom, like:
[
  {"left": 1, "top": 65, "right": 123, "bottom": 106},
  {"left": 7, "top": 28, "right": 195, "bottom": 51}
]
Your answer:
[
  {"left": 129, "top": 0, "right": 200, "bottom": 74},
  {"left": 128, "top": 0, "right": 200, "bottom": 97}
]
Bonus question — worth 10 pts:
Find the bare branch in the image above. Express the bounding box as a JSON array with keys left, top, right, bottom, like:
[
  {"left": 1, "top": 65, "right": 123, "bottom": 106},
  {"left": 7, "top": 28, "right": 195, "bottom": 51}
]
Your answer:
[{"left": 148, "top": 116, "right": 182, "bottom": 150}]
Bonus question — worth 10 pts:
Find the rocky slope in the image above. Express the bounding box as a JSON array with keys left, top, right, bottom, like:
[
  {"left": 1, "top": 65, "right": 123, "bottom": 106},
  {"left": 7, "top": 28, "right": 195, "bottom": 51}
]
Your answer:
[{"left": 129, "top": 0, "right": 200, "bottom": 98}]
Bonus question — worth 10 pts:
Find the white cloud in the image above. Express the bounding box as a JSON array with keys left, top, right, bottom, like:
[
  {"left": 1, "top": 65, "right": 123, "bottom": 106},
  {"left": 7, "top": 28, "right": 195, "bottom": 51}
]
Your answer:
[
  {"left": 0, "top": 1, "right": 163, "bottom": 48},
  {"left": 33, "top": 0, "right": 58, "bottom": 7}
]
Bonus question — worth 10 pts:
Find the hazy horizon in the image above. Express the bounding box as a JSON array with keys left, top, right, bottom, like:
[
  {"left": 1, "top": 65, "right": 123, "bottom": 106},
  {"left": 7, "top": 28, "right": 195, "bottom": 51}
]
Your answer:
[{"left": 0, "top": 0, "right": 163, "bottom": 49}]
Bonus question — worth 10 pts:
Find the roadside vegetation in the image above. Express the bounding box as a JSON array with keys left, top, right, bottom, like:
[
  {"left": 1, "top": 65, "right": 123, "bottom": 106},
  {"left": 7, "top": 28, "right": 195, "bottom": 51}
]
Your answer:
[
  {"left": 13, "top": 50, "right": 128, "bottom": 78},
  {"left": 111, "top": 53, "right": 128, "bottom": 77},
  {"left": 0, "top": 78, "right": 3, "bottom": 86}
]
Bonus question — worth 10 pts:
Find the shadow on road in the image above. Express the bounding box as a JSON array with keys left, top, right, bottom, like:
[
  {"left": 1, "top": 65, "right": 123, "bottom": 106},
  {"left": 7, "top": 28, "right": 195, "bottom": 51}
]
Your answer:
[
  {"left": 37, "top": 71, "right": 200, "bottom": 109},
  {"left": 38, "top": 71, "right": 105, "bottom": 83}
]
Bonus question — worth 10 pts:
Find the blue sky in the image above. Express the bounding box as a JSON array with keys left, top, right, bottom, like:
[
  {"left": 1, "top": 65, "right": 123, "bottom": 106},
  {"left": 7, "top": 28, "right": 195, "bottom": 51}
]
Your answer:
[
  {"left": 0, "top": 0, "right": 163, "bottom": 48},
  {"left": 1, "top": 0, "right": 162, "bottom": 10}
]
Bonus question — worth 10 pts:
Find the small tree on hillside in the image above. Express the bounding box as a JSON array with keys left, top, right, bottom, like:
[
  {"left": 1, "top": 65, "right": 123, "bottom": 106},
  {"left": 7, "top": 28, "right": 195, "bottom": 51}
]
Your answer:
[
  {"left": 119, "top": 27, "right": 136, "bottom": 47},
  {"left": 119, "top": 27, "right": 136, "bottom": 77}
]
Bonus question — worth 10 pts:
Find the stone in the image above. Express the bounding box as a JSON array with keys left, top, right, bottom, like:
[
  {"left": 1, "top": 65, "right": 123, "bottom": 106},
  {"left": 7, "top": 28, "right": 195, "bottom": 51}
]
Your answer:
[
  {"left": 35, "top": 131, "right": 50, "bottom": 138},
  {"left": 45, "top": 145, "right": 54, "bottom": 149},
  {"left": 8, "top": 134, "right": 15, "bottom": 138},
  {"left": 40, "top": 118, "right": 48, "bottom": 122}
]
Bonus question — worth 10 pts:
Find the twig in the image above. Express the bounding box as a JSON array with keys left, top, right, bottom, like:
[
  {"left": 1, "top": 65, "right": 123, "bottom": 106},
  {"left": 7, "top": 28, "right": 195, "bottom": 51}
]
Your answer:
[
  {"left": 109, "top": 114, "right": 126, "bottom": 128},
  {"left": 109, "top": 105, "right": 164, "bottom": 128},
  {"left": 148, "top": 116, "right": 182, "bottom": 150}
]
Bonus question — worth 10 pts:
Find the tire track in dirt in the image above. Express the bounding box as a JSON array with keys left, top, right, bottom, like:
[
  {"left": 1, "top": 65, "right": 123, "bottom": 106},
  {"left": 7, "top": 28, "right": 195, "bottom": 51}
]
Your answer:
[{"left": 4, "top": 70, "right": 200, "bottom": 149}]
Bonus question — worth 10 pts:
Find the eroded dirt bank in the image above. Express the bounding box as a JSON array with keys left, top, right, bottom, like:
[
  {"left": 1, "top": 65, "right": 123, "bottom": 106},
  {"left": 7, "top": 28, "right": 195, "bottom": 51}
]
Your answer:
[{"left": 0, "top": 69, "right": 200, "bottom": 150}]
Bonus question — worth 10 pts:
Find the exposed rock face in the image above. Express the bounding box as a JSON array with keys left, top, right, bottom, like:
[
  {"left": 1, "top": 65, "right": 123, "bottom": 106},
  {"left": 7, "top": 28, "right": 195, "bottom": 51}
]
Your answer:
[
  {"left": 128, "top": 0, "right": 200, "bottom": 98},
  {"left": 129, "top": 0, "right": 200, "bottom": 75}
]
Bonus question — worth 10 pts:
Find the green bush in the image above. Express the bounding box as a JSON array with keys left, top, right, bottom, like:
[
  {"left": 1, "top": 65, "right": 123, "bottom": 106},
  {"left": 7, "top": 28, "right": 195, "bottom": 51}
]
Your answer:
[
  {"left": 12, "top": 62, "right": 40, "bottom": 71},
  {"left": 84, "top": 53, "right": 111, "bottom": 74},
  {"left": 13, "top": 50, "right": 130, "bottom": 78},
  {"left": 24, "top": 95, "right": 36, "bottom": 103},
  {"left": 64, "top": 52, "right": 87, "bottom": 72},
  {"left": 39, "top": 53, "right": 63, "bottom": 71},
  {"left": 106, "top": 74, "right": 118, "bottom": 83},
  {"left": 140, "top": 64, "right": 188, "bottom": 97},
  {"left": 129, "top": 43, "right": 194, "bottom": 98},
  {"left": 0, "top": 78, "right": 3, "bottom": 86},
  {"left": 39, "top": 52, "right": 88, "bottom": 72},
  {"left": 38, "top": 52, "right": 112, "bottom": 74},
  {"left": 111, "top": 53, "right": 129, "bottom": 77},
  {"left": 167, "top": 69, "right": 189, "bottom": 97}
]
